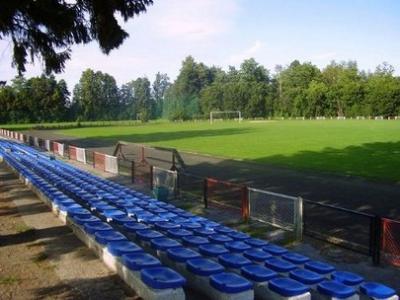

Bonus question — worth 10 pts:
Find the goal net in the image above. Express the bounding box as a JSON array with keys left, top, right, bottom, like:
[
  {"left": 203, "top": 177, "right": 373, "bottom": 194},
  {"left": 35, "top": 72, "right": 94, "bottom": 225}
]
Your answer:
[{"left": 210, "top": 111, "right": 242, "bottom": 123}]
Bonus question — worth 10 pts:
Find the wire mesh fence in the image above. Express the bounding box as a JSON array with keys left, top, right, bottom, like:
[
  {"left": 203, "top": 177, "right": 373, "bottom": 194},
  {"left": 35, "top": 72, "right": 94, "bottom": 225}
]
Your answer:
[
  {"left": 381, "top": 218, "right": 400, "bottom": 267},
  {"left": 152, "top": 166, "right": 178, "bottom": 198},
  {"left": 133, "top": 161, "right": 152, "bottom": 190},
  {"left": 248, "top": 188, "right": 303, "bottom": 240},
  {"left": 85, "top": 149, "right": 94, "bottom": 166},
  {"left": 117, "top": 158, "right": 133, "bottom": 179},
  {"left": 205, "top": 177, "right": 246, "bottom": 219},
  {"left": 177, "top": 171, "right": 204, "bottom": 203},
  {"left": 303, "top": 200, "right": 376, "bottom": 256}
]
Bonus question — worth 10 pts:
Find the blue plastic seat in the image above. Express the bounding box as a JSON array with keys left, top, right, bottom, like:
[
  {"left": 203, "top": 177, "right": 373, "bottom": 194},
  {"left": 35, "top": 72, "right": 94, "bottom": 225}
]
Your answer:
[
  {"left": 123, "top": 222, "right": 149, "bottom": 233},
  {"left": 167, "top": 228, "right": 193, "bottom": 239},
  {"left": 150, "top": 237, "right": 181, "bottom": 251},
  {"left": 136, "top": 229, "right": 164, "bottom": 241},
  {"left": 145, "top": 216, "right": 169, "bottom": 224},
  {"left": 269, "top": 278, "right": 310, "bottom": 297},
  {"left": 289, "top": 268, "right": 324, "bottom": 285},
  {"left": 225, "top": 241, "right": 252, "bottom": 253},
  {"left": 158, "top": 212, "right": 178, "bottom": 220},
  {"left": 243, "top": 249, "right": 271, "bottom": 263},
  {"left": 218, "top": 253, "right": 252, "bottom": 269},
  {"left": 141, "top": 267, "right": 186, "bottom": 289},
  {"left": 201, "top": 220, "right": 220, "bottom": 228},
  {"left": 110, "top": 214, "right": 133, "bottom": 225},
  {"left": 181, "top": 235, "right": 210, "bottom": 248},
  {"left": 122, "top": 252, "right": 161, "bottom": 271},
  {"left": 147, "top": 207, "right": 168, "bottom": 214},
  {"left": 193, "top": 228, "right": 216, "bottom": 237},
  {"left": 180, "top": 222, "right": 202, "bottom": 230},
  {"left": 72, "top": 214, "right": 100, "bottom": 225},
  {"left": 84, "top": 221, "right": 113, "bottom": 235},
  {"left": 317, "top": 280, "right": 356, "bottom": 299},
  {"left": 95, "top": 230, "right": 127, "bottom": 245},
  {"left": 227, "top": 231, "right": 250, "bottom": 241},
  {"left": 167, "top": 247, "right": 201, "bottom": 262},
  {"left": 241, "top": 264, "right": 277, "bottom": 282},
  {"left": 198, "top": 244, "right": 229, "bottom": 257},
  {"left": 214, "top": 225, "right": 235, "bottom": 234},
  {"left": 304, "top": 260, "right": 335, "bottom": 275},
  {"left": 331, "top": 271, "right": 364, "bottom": 286},
  {"left": 188, "top": 216, "right": 207, "bottom": 223},
  {"left": 186, "top": 258, "right": 224, "bottom": 276},
  {"left": 171, "top": 217, "right": 188, "bottom": 224},
  {"left": 282, "top": 252, "right": 310, "bottom": 265},
  {"left": 102, "top": 209, "right": 127, "bottom": 220},
  {"left": 360, "top": 282, "right": 397, "bottom": 299},
  {"left": 154, "top": 221, "right": 181, "bottom": 231},
  {"left": 125, "top": 206, "right": 144, "bottom": 216},
  {"left": 135, "top": 211, "right": 155, "bottom": 222},
  {"left": 265, "top": 257, "right": 296, "bottom": 273},
  {"left": 210, "top": 272, "right": 252, "bottom": 294},
  {"left": 107, "top": 241, "right": 143, "bottom": 256},
  {"left": 244, "top": 238, "right": 268, "bottom": 248},
  {"left": 263, "top": 244, "right": 288, "bottom": 256},
  {"left": 92, "top": 203, "right": 116, "bottom": 213},
  {"left": 209, "top": 234, "right": 234, "bottom": 244},
  {"left": 66, "top": 207, "right": 92, "bottom": 217}
]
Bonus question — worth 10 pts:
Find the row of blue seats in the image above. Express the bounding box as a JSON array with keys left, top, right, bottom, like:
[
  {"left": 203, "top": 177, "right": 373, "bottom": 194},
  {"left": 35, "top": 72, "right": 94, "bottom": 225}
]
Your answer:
[{"left": 0, "top": 140, "right": 397, "bottom": 300}]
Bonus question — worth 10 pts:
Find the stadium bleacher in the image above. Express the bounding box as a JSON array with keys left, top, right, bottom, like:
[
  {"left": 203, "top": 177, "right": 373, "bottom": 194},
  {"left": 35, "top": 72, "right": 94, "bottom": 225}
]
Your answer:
[{"left": 0, "top": 139, "right": 398, "bottom": 300}]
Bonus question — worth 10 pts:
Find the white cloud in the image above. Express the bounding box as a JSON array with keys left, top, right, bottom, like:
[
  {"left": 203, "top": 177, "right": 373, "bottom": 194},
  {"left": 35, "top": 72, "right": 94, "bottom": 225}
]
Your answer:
[
  {"left": 228, "top": 40, "right": 264, "bottom": 65},
  {"left": 150, "top": 0, "right": 239, "bottom": 41}
]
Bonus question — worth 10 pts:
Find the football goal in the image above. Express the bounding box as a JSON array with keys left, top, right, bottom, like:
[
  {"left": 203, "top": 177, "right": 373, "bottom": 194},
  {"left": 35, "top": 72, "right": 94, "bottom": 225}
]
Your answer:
[{"left": 210, "top": 111, "right": 242, "bottom": 124}]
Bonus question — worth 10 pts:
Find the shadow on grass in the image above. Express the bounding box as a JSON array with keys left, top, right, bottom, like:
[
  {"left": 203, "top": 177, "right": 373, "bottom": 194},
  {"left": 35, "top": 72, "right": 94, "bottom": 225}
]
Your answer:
[{"left": 30, "top": 127, "right": 252, "bottom": 149}]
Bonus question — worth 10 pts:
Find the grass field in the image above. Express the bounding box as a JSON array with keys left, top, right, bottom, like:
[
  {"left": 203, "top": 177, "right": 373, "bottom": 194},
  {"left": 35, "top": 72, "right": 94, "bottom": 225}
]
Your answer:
[{"left": 48, "top": 120, "right": 400, "bottom": 182}]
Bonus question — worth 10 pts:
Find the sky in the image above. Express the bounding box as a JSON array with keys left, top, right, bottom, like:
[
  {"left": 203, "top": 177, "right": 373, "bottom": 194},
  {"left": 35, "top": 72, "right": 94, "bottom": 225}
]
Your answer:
[{"left": 1, "top": 0, "right": 399, "bottom": 91}]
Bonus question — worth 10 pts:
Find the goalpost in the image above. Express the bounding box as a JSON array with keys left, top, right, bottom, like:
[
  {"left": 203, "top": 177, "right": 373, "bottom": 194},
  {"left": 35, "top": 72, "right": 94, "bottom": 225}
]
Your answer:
[{"left": 210, "top": 110, "right": 242, "bottom": 124}]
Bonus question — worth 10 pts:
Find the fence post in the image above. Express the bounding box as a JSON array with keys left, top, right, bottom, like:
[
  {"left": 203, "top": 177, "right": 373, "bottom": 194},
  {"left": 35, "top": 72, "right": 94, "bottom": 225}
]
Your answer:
[
  {"left": 203, "top": 178, "right": 208, "bottom": 208},
  {"left": 241, "top": 186, "right": 249, "bottom": 222},
  {"left": 131, "top": 160, "right": 135, "bottom": 184},
  {"left": 372, "top": 216, "right": 382, "bottom": 265},
  {"left": 150, "top": 165, "right": 154, "bottom": 190},
  {"left": 171, "top": 152, "right": 177, "bottom": 171},
  {"left": 294, "top": 197, "right": 304, "bottom": 242},
  {"left": 140, "top": 146, "right": 146, "bottom": 163}
]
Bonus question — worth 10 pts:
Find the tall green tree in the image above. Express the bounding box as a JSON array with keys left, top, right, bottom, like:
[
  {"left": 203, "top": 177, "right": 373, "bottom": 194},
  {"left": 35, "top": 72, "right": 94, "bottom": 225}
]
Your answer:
[
  {"left": 133, "top": 77, "right": 153, "bottom": 122},
  {"left": 72, "top": 69, "right": 119, "bottom": 120},
  {"left": 0, "top": 0, "right": 153, "bottom": 74},
  {"left": 152, "top": 73, "right": 170, "bottom": 118}
]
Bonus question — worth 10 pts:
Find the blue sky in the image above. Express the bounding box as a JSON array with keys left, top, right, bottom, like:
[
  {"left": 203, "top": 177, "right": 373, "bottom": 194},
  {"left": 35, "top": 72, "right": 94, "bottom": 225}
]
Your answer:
[{"left": 0, "top": 0, "right": 399, "bottom": 91}]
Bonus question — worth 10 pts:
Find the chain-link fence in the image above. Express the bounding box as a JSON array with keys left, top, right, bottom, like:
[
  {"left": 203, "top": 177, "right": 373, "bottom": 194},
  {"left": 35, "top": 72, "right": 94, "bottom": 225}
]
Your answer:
[
  {"left": 177, "top": 171, "right": 204, "bottom": 203},
  {"left": 248, "top": 188, "right": 303, "bottom": 241},
  {"left": 205, "top": 177, "right": 247, "bottom": 219},
  {"left": 133, "top": 161, "right": 152, "bottom": 190},
  {"left": 152, "top": 166, "right": 178, "bottom": 197},
  {"left": 381, "top": 218, "right": 400, "bottom": 267},
  {"left": 303, "top": 200, "right": 376, "bottom": 255}
]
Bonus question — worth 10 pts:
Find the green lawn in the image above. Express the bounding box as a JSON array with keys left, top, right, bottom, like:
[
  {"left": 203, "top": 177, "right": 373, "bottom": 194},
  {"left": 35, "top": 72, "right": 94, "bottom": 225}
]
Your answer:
[{"left": 52, "top": 120, "right": 400, "bottom": 182}]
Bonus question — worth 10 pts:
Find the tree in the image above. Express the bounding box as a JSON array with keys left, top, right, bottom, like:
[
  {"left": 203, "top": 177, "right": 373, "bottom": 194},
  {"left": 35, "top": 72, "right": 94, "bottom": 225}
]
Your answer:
[
  {"left": 0, "top": 0, "right": 153, "bottom": 74},
  {"left": 152, "top": 73, "right": 170, "bottom": 118},
  {"left": 277, "top": 60, "right": 321, "bottom": 117},
  {"left": 322, "top": 61, "right": 364, "bottom": 117},
  {"left": 164, "top": 56, "right": 219, "bottom": 120},
  {"left": 72, "top": 69, "right": 119, "bottom": 120},
  {"left": 365, "top": 64, "right": 400, "bottom": 117},
  {"left": 119, "top": 81, "right": 136, "bottom": 119},
  {"left": 133, "top": 77, "right": 153, "bottom": 122}
]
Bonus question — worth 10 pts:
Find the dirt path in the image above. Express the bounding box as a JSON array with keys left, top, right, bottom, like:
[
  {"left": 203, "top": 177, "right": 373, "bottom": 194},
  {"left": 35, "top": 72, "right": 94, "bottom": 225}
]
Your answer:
[
  {"left": 0, "top": 161, "right": 138, "bottom": 300},
  {"left": 24, "top": 129, "right": 400, "bottom": 218}
]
